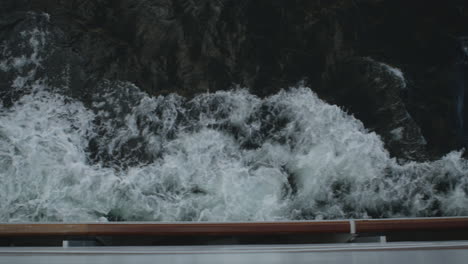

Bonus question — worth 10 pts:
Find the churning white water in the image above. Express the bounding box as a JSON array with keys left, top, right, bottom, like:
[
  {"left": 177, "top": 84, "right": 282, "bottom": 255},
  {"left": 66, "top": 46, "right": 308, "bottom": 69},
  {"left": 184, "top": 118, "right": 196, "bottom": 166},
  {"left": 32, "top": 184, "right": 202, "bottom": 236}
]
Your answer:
[{"left": 1, "top": 19, "right": 468, "bottom": 222}]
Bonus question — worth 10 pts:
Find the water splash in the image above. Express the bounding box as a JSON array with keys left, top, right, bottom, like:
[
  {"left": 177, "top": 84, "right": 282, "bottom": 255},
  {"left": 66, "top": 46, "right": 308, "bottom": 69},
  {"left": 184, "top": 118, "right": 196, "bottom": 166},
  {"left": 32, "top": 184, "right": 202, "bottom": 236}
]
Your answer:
[
  {"left": 1, "top": 82, "right": 467, "bottom": 222},
  {"left": 0, "top": 15, "right": 467, "bottom": 222}
]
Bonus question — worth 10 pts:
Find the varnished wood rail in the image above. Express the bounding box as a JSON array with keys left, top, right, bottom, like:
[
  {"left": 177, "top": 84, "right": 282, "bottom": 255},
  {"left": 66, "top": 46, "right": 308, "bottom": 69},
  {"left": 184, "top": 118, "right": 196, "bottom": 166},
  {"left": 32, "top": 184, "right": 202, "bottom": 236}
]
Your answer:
[
  {"left": 355, "top": 217, "right": 468, "bottom": 233},
  {"left": 0, "top": 217, "right": 467, "bottom": 237}
]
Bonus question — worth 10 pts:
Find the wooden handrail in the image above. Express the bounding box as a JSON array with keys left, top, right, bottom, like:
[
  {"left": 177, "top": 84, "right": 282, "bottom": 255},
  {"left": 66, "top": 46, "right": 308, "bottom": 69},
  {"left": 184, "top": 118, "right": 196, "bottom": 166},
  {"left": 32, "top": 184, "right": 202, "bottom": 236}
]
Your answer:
[
  {"left": 356, "top": 217, "right": 468, "bottom": 233},
  {"left": 0, "top": 221, "right": 350, "bottom": 237},
  {"left": 0, "top": 217, "right": 467, "bottom": 237}
]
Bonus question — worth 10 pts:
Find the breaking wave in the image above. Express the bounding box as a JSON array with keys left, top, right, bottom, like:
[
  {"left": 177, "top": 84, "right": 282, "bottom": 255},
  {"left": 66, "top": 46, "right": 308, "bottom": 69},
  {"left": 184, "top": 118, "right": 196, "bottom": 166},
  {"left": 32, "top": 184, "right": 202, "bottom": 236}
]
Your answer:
[{"left": 1, "top": 17, "right": 467, "bottom": 222}]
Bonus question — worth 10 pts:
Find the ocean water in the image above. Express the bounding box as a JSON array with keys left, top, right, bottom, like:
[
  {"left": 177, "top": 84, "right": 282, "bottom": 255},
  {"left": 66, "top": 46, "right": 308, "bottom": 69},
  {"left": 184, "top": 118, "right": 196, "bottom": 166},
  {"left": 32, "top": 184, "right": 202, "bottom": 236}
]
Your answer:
[{"left": 0, "top": 17, "right": 467, "bottom": 222}]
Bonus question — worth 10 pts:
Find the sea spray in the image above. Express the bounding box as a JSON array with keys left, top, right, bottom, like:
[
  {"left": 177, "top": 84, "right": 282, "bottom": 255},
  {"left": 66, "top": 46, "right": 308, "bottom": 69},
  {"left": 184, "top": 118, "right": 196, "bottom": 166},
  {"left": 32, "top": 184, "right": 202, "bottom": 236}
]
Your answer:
[{"left": 1, "top": 16, "right": 467, "bottom": 222}]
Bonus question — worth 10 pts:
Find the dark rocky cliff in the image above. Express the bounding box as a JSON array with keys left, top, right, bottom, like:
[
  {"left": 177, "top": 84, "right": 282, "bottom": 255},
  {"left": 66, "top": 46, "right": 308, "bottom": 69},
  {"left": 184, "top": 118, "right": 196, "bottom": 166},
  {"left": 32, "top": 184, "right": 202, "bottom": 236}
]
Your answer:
[{"left": 1, "top": 0, "right": 467, "bottom": 160}]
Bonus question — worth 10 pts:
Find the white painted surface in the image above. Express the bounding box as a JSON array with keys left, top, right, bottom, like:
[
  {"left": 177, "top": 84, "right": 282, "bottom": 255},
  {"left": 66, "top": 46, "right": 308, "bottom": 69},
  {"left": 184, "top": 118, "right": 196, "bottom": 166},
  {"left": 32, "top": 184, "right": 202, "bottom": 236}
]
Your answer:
[{"left": 1, "top": 241, "right": 468, "bottom": 264}]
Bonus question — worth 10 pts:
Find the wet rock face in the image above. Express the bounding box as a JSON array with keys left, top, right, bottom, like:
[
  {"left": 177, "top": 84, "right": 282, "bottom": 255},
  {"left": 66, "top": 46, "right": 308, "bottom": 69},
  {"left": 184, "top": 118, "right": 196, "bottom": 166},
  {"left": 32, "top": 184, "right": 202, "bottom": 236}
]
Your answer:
[
  {"left": 1, "top": 0, "right": 468, "bottom": 160},
  {"left": 351, "top": 0, "right": 468, "bottom": 157},
  {"left": 1, "top": 0, "right": 356, "bottom": 99},
  {"left": 323, "top": 57, "right": 428, "bottom": 161},
  {"left": 12, "top": 0, "right": 356, "bottom": 98}
]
